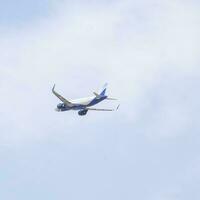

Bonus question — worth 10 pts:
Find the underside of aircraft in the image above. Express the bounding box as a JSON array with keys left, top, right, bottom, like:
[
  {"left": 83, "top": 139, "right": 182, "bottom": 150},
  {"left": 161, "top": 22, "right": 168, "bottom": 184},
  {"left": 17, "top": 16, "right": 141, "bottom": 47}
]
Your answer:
[{"left": 52, "top": 83, "right": 119, "bottom": 116}]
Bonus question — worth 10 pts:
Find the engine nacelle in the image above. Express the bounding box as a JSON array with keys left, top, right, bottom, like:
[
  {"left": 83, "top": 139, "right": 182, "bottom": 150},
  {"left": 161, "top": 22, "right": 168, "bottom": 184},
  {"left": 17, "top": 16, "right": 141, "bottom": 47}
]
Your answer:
[
  {"left": 57, "top": 103, "right": 64, "bottom": 109},
  {"left": 78, "top": 109, "right": 88, "bottom": 116}
]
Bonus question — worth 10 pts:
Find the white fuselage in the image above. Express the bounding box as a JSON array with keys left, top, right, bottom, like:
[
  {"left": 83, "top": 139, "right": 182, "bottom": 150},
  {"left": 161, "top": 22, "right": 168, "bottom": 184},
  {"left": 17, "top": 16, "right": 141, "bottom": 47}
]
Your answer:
[{"left": 70, "top": 96, "right": 95, "bottom": 106}]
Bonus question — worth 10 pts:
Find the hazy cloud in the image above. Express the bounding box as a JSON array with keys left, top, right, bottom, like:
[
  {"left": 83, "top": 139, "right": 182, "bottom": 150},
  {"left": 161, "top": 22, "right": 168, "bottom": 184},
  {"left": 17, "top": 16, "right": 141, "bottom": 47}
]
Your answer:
[{"left": 0, "top": 0, "right": 200, "bottom": 199}]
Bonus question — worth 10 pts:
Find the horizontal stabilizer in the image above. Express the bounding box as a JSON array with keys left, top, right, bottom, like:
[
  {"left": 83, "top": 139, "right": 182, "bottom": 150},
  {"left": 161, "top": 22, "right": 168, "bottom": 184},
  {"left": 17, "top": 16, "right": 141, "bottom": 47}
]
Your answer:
[{"left": 93, "top": 92, "right": 101, "bottom": 99}]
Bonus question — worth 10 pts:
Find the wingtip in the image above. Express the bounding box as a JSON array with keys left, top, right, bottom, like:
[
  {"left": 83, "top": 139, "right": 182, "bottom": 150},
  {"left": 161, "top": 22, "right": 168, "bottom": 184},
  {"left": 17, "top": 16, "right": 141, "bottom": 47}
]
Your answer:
[
  {"left": 116, "top": 104, "right": 120, "bottom": 111},
  {"left": 52, "top": 84, "right": 56, "bottom": 91}
]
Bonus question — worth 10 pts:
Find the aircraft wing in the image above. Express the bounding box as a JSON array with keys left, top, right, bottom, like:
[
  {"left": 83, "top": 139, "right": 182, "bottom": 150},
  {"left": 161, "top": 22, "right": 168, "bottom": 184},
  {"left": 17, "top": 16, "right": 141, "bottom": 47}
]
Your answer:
[
  {"left": 106, "top": 97, "right": 118, "bottom": 100},
  {"left": 52, "top": 85, "right": 74, "bottom": 107},
  {"left": 87, "top": 105, "right": 120, "bottom": 112}
]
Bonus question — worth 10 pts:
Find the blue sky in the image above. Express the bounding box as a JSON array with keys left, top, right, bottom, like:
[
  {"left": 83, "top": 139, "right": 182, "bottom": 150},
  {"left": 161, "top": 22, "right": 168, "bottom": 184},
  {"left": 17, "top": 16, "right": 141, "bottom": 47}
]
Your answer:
[
  {"left": 0, "top": 0, "right": 54, "bottom": 27},
  {"left": 0, "top": 0, "right": 200, "bottom": 199}
]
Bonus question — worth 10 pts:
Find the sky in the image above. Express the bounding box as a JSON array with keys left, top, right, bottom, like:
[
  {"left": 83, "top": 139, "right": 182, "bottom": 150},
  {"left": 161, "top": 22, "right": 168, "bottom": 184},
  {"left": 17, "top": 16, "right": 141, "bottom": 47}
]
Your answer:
[{"left": 0, "top": 0, "right": 200, "bottom": 199}]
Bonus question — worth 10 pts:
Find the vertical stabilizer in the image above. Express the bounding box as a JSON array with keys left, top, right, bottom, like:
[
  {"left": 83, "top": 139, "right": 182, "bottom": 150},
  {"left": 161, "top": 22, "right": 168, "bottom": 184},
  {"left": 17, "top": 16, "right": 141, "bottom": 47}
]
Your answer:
[{"left": 99, "top": 83, "right": 108, "bottom": 96}]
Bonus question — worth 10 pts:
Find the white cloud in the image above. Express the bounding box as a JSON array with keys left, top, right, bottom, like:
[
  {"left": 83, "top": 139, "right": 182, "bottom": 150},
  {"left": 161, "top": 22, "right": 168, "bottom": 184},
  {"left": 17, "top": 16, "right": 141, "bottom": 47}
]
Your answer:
[
  {"left": 0, "top": 1, "right": 200, "bottom": 199},
  {"left": 0, "top": 0, "right": 199, "bottom": 140}
]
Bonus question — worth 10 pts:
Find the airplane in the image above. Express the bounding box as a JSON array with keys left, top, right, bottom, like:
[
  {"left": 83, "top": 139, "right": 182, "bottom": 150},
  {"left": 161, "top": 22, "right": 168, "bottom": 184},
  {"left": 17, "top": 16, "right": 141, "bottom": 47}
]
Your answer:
[{"left": 52, "top": 83, "right": 119, "bottom": 116}]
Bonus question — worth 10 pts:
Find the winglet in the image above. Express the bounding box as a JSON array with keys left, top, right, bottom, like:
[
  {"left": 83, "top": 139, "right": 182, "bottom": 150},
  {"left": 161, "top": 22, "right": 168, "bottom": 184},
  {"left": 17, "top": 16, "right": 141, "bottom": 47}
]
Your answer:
[
  {"left": 52, "top": 84, "right": 74, "bottom": 107},
  {"left": 52, "top": 84, "right": 56, "bottom": 92},
  {"left": 116, "top": 104, "right": 120, "bottom": 111}
]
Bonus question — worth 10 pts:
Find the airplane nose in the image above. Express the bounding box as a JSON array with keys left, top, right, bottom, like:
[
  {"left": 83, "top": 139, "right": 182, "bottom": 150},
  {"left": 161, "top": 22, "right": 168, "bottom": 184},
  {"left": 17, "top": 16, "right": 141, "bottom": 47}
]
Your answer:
[{"left": 55, "top": 108, "right": 60, "bottom": 112}]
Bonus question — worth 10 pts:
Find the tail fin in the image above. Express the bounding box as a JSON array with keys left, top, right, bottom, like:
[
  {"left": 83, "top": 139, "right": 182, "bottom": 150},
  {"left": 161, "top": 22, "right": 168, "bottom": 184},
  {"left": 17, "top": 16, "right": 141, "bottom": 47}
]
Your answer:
[
  {"left": 99, "top": 83, "right": 108, "bottom": 96},
  {"left": 94, "top": 83, "right": 118, "bottom": 100}
]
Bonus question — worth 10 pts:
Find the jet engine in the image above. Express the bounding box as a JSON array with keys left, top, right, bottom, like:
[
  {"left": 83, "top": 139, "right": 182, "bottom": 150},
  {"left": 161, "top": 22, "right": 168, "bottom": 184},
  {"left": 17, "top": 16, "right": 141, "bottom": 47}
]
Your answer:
[
  {"left": 57, "top": 103, "right": 64, "bottom": 109},
  {"left": 78, "top": 109, "right": 88, "bottom": 116}
]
